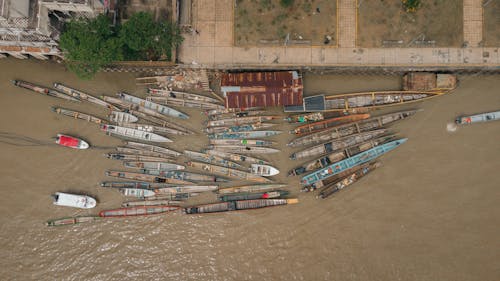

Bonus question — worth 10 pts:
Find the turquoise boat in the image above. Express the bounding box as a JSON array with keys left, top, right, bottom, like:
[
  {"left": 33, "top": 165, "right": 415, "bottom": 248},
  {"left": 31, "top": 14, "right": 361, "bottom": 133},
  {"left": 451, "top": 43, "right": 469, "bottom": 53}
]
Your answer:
[
  {"left": 455, "top": 110, "right": 500, "bottom": 125},
  {"left": 301, "top": 139, "right": 407, "bottom": 186}
]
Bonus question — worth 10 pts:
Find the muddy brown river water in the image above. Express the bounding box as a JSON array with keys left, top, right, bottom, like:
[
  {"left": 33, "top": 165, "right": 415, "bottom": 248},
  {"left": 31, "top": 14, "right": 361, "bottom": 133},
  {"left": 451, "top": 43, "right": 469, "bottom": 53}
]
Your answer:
[{"left": 0, "top": 59, "right": 498, "bottom": 280}]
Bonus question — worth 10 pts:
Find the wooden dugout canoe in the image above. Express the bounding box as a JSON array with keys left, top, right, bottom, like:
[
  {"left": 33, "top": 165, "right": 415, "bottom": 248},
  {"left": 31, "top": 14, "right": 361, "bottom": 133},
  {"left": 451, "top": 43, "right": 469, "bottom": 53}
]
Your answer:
[
  {"left": 115, "top": 147, "right": 177, "bottom": 159},
  {"left": 205, "top": 107, "right": 263, "bottom": 116},
  {"left": 291, "top": 114, "right": 370, "bottom": 136},
  {"left": 203, "top": 149, "right": 270, "bottom": 165},
  {"left": 108, "top": 111, "right": 138, "bottom": 124},
  {"left": 124, "top": 161, "right": 185, "bottom": 171},
  {"left": 120, "top": 123, "right": 186, "bottom": 136},
  {"left": 154, "top": 185, "right": 218, "bottom": 194},
  {"left": 51, "top": 107, "right": 106, "bottom": 125},
  {"left": 106, "top": 153, "right": 174, "bottom": 162},
  {"left": 13, "top": 80, "right": 80, "bottom": 102},
  {"left": 53, "top": 83, "right": 119, "bottom": 109},
  {"left": 186, "top": 161, "right": 272, "bottom": 183},
  {"left": 184, "top": 199, "right": 298, "bottom": 214},
  {"left": 204, "top": 123, "right": 276, "bottom": 134},
  {"left": 146, "top": 96, "right": 225, "bottom": 110},
  {"left": 124, "top": 109, "right": 194, "bottom": 134},
  {"left": 46, "top": 216, "right": 101, "bottom": 227},
  {"left": 148, "top": 88, "right": 222, "bottom": 104},
  {"left": 209, "top": 139, "right": 274, "bottom": 146},
  {"left": 455, "top": 110, "right": 500, "bottom": 125},
  {"left": 100, "top": 124, "right": 172, "bottom": 143},
  {"left": 218, "top": 190, "right": 289, "bottom": 202},
  {"left": 217, "top": 184, "right": 287, "bottom": 194},
  {"left": 119, "top": 188, "right": 156, "bottom": 197},
  {"left": 139, "top": 169, "right": 227, "bottom": 183},
  {"left": 106, "top": 170, "right": 195, "bottom": 185},
  {"left": 206, "top": 116, "right": 278, "bottom": 127},
  {"left": 102, "top": 96, "right": 172, "bottom": 121},
  {"left": 208, "top": 110, "right": 268, "bottom": 120},
  {"left": 287, "top": 110, "right": 417, "bottom": 147},
  {"left": 117, "top": 92, "right": 189, "bottom": 119},
  {"left": 122, "top": 200, "right": 182, "bottom": 207},
  {"left": 290, "top": 129, "right": 389, "bottom": 160},
  {"left": 317, "top": 162, "right": 380, "bottom": 198},
  {"left": 184, "top": 150, "right": 244, "bottom": 169},
  {"left": 125, "top": 141, "right": 181, "bottom": 157},
  {"left": 208, "top": 131, "right": 282, "bottom": 140},
  {"left": 100, "top": 181, "right": 178, "bottom": 189},
  {"left": 208, "top": 146, "right": 280, "bottom": 154},
  {"left": 99, "top": 205, "right": 179, "bottom": 218}
]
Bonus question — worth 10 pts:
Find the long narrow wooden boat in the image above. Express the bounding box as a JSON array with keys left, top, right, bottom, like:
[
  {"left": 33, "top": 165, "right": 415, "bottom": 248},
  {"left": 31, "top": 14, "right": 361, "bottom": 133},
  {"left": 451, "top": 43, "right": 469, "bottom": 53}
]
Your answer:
[
  {"left": 184, "top": 198, "right": 298, "bottom": 214},
  {"left": 124, "top": 161, "right": 185, "bottom": 171},
  {"left": 209, "top": 139, "right": 274, "bottom": 146},
  {"left": 155, "top": 185, "right": 218, "bottom": 194},
  {"left": 125, "top": 141, "right": 181, "bottom": 157},
  {"left": 203, "top": 149, "right": 270, "bottom": 165},
  {"left": 146, "top": 96, "right": 224, "bottom": 110},
  {"left": 301, "top": 139, "right": 407, "bottom": 186},
  {"left": 285, "top": 112, "right": 325, "bottom": 123},
  {"left": 291, "top": 114, "right": 370, "bottom": 136},
  {"left": 106, "top": 170, "right": 195, "bottom": 185},
  {"left": 100, "top": 124, "right": 172, "bottom": 142},
  {"left": 51, "top": 107, "right": 106, "bottom": 125},
  {"left": 186, "top": 161, "right": 272, "bottom": 183},
  {"left": 455, "top": 110, "right": 500, "bottom": 125},
  {"left": 144, "top": 193, "right": 199, "bottom": 200},
  {"left": 46, "top": 216, "right": 101, "bottom": 227},
  {"left": 219, "top": 190, "right": 289, "bottom": 202},
  {"left": 119, "top": 188, "right": 156, "bottom": 197},
  {"left": 120, "top": 123, "right": 187, "bottom": 136},
  {"left": 304, "top": 162, "right": 370, "bottom": 191},
  {"left": 208, "top": 131, "right": 282, "bottom": 140},
  {"left": 217, "top": 184, "right": 287, "bottom": 194},
  {"left": 206, "top": 116, "right": 278, "bottom": 127},
  {"left": 148, "top": 88, "right": 222, "bottom": 103},
  {"left": 289, "top": 137, "right": 391, "bottom": 176},
  {"left": 115, "top": 147, "right": 177, "bottom": 159},
  {"left": 204, "top": 123, "right": 276, "bottom": 134},
  {"left": 122, "top": 200, "right": 182, "bottom": 207},
  {"left": 208, "top": 110, "right": 268, "bottom": 120},
  {"left": 140, "top": 169, "right": 227, "bottom": 183},
  {"left": 317, "top": 162, "right": 380, "bottom": 198},
  {"left": 52, "top": 83, "right": 119, "bottom": 109},
  {"left": 100, "top": 181, "right": 178, "bottom": 189},
  {"left": 322, "top": 91, "right": 446, "bottom": 111},
  {"left": 108, "top": 111, "right": 138, "bottom": 124},
  {"left": 251, "top": 164, "right": 279, "bottom": 176},
  {"left": 208, "top": 146, "right": 280, "bottom": 154},
  {"left": 117, "top": 92, "right": 189, "bottom": 119},
  {"left": 290, "top": 129, "right": 388, "bottom": 160},
  {"left": 99, "top": 205, "right": 179, "bottom": 217},
  {"left": 103, "top": 96, "right": 171, "bottom": 120},
  {"left": 106, "top": 153, "right": 174, "bottom": 162},
  {"left": 13, "top": 80, "right": 80, "bottom": 102},
  {"left": 122, "top": 108, "right": 194, "bottom": 133},
  {"left": 288, "top": 110, "right": 417, "bottom": 147},
  {"left": 205, "top": 107, "right": 263, "bottom": 116},
  {"left": 184, "top": 150, "right": 243, "bottom": 169}
]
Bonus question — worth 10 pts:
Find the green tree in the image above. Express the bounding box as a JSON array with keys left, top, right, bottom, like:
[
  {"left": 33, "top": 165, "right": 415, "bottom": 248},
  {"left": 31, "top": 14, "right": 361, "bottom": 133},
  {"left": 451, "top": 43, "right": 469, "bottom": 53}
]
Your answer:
[
  {"left": 119, "top": 12, "right": 183, "bottom": 61},
  {"left": 59, "top": 15, "right": 123, "bottom": 79},
  {"left": 280, "top": 0, "right": 294, "bottom": 8}
]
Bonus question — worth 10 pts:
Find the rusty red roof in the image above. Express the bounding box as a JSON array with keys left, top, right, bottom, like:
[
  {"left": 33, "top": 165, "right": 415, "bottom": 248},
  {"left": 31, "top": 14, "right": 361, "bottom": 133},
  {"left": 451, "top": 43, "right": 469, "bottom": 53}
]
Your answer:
[{"left": 221, "top": 71, "right": 303, "bottom": 109}]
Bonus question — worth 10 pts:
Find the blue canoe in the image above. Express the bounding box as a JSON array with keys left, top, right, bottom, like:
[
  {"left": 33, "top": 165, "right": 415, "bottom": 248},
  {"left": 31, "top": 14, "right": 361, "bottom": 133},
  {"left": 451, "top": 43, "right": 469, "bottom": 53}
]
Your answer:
[{"left": 301, "top": 139, "right": 407, "bottom": 186}]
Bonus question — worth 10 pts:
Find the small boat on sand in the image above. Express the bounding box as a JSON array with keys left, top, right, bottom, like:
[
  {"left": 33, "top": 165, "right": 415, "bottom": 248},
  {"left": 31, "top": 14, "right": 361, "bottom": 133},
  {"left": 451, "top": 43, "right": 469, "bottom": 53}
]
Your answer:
[
  {"left": 119, "top": 188, "right": 156, "bottom": 197},
  {"left": 184, "top": 150, "right": 243, "bottom": 169},
  {"left": 100, "top": 124, "right": 172, "bottom": 143},
  {"left": 51, "top": 107, "right": 105, "bottom": 125},
  {"left": 13, "top": 80, "right": 80, "bottom": 102},
  {"left": 250, "top": 164, "right": 279, "bottom": 176},
  {"left": 208, "top": 131, "right": 282, "bottom": 139},
  {"left": 124, "top": 161, "right": 185, "bottom": 171},
  {"left": 203, "top": 150, "right": 270, "bottom": 165},
  {"left": 455, "top": 110, "right": 500, "bottom": 125},
  {"left": 317, "top": 162, "right": 380, "bottom": 198},
  {"left": 106, "top": 153, "right": 173, "bottom": 162},
  {"left": 99, "top": 206, "right": 179, "bottom": 217},
  {"left": 218, "top": 184, "right": 287, "bottom": 194},
  {"left": 204, "top": 123, "right": 276, "bottom": 134},
  {"left": 185, "top": 198, "right": 298, "bottom": 214},
  {"left": 108, "top": 111, "right": 138, "bottom": 124},
  {"left": 117, "top": 92, "right": 189, "bottom": 119},
  {"left": 53, "top": 83, "right": 119, "bottom": 109},
  {"left": 115, "top": 147, "right": 177, "bottom": 159},
  {"left": 52, "top": 192, "right": 96, "bottom": 209},
  {"left": 125, "top": 141, "right": 181, "bottom": 157},
  {"left": 207, "top": 146, "right": 280, "bottom": 154},
  {"left": 209, "top": 139, "right": 274, "bottom": 146},
  {"left": 46, "top": 216, "right": 101, "bottom": 227},
  {"left": 106, "top": 170, "right": 195, "bottom": 185},
  {"left": 186, "top": 161, "right": 272, "bottom": 183},
  {"left": 219, "top": 190, "right": 289, "bottom": 202},
  {"left": 206, "top": 116, "right": 278, "bottom": 127},
  {"left": 55, "top": 134, "right": 89, "bottom": 149},
  {"left": 290, "top": 114, "right": 370, "bottom": 136},
  {"left": 148, "top": 88, "right": 222, "bottom": 104}
]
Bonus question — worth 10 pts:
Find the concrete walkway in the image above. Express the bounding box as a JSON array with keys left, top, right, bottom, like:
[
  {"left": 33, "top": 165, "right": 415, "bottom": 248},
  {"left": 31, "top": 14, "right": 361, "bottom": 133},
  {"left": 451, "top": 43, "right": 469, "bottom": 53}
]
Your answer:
[
  {"left": 178, "top": 0, "right": 499, "bottom": 68},
  {"left": 463, "top": 0, "right": 483, "bottom": 47}
]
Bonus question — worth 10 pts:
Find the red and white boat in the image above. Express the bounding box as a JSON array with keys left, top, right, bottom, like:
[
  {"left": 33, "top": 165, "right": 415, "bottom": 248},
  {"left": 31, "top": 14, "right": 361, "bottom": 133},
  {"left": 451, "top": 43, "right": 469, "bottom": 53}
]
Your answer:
[{"left": 55, "top": 134, "right": 89, "bottom": 149}]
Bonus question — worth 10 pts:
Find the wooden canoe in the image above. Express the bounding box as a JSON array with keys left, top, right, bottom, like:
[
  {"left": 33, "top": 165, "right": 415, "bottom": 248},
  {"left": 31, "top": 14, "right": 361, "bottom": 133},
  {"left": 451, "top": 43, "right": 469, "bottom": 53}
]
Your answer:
[
  {"left": 46, "top": 216, "right": 101, "bottom": 227},
  {"left": 209, "top": 139, "right": 274, "bottom": 146},
  {"left": 100, "top": 124, "right": 172, "bottom": 142},
  {"left": 139, "top": 169, "right": 227, "bottom": 183},
  {"left": 122, "top": 200, "right": 182, "bottom": 207},
  {"left": 154, "top": 185, "right": 218, "bottom": 194},
  {"left": 207, "top": 146, "right": 280, "bottom": 154},
  {"left": 102, "top": 96, "right": 173, "bottom": 121},
  {"left": 250, "top": 164, "right": 280, "bottom": 176},
  {"left": 218, "top": 190, "right": 289, "bottom": 202},
  {"left": 148, "top": 88, "right": 222, "bottom": 104},
  {"left": 208, "top": 131, "right": 282, "bottom": 140},
  {"left": 117, "top": 92, "right": 189, "bottom": 119},
  {"left": 204, "top": 123, "right": 276, "bottom": 134},
  {"left": 455, "top": 110, "right": 500, "bottom": 125},
  {"left": 146, "top": 96, "right": 225, "bottom": 110},
  {"left": 106, "top": 153, "right": 174, "bottom": 162},
  {"left": 205, "top": 107, "right": 263, "bottom": 116},
  {"left": 186, "top": 161, "right": 272, "bottom": 183},
  {"left": 203, "top": 150, "right": 270, "bottom": 165},
  {"left": 100, "top": 181, "right": 178, "bottom": 189},
  {"left": 53, "top": 83, "right": 119, "bottom": 109},
  {"left": 184, "top": 150, "right": 244, "bottom": 169},
  {"left": 124, "top": 161, "right": 185, "bottom": 171},
  {"left": 285, "top": 112, "right": 325, "bottom": 123},
  {"left": 119, "top": 188, "right": 156, "bottom": 197},
  {"left": 122, "top": 109, "right": 194, "bottom": 134},
  {"left": 108, "top": 111, "right": 138, "bottom": 124},
  {"left": 125, "top": 141, "right": 181, "bottom": 157},
  {"left": 51, "top": 107, "right": 105, "bottom": 125},
  {"left": 290, "top": 129, "right": 389, "bottom": 160},
  {"left": 99, "top": 205, "right": 179, "bottom": 217},
  {"left": 217, "top": 184, "right": 287, "bottom": 194},
  {"left": 13, "top": 80, "right": 80, "bottom": 102},
  {"left": 208, "top": 110, "right": 268, "bottom": 120},
  {"left": 115, "top": 147, "right": 177, "bottom": 159},
  {"left": 323, "top": 91, "right": 447, "bottom": 111},
  {"left": 120, "top": 123, "right": 186, "bottom": 136},
  {"left": 291, "top": 114, "right": 370, "bottom": 136},
  {"left": 206, "top": 116, "right": 278, "bottom": 127},
  {"left": 106, "top": 170, "right": 195, "bottom": 185},
  {"left": 287, "top": 110, "right": 417, "bottom": 147},
  {"left": 184, "top": 199, "right": 298, "bottom": 214}
]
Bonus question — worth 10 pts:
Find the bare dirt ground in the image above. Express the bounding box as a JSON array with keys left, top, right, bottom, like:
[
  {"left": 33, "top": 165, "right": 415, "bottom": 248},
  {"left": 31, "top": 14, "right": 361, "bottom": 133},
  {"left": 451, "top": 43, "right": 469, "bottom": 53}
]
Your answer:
[
  {"left": 357, "top": 0, "right": 463, "bottom": 47},
  {"left": 483, "top": 0, "right": 500, "bottom": 47},
  {"left": 118, "top": 0, "right": 174, "bottom": 21},
  {"left": 234, "top": 0, "right": 336, "bottom": 46}
]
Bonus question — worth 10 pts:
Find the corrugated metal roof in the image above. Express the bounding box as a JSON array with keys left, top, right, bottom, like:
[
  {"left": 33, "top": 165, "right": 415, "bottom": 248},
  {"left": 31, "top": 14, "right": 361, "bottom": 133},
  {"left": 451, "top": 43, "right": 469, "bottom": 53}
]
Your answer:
[{"left": 221, "top": 71, "right": 303, "bottom": 108}]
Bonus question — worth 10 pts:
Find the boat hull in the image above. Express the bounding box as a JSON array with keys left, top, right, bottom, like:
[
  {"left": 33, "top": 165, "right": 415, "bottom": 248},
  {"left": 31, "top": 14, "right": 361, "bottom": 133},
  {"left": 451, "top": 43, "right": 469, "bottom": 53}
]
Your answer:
[
  {"left": 55, "top": 134, "right": 89, "bottom": 149},
  {"left": 99, "top": 206, "right": 179, "bottom": 217},
  {"left": 52, "top": 192, "right": 96, "bottom": 209}
]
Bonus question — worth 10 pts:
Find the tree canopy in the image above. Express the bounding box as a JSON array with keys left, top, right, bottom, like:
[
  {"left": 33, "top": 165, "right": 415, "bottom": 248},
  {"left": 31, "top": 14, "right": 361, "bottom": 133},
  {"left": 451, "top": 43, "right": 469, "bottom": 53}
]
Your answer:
[{"left": 59, "top": 12, "right": 183, "bottom": 79}]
